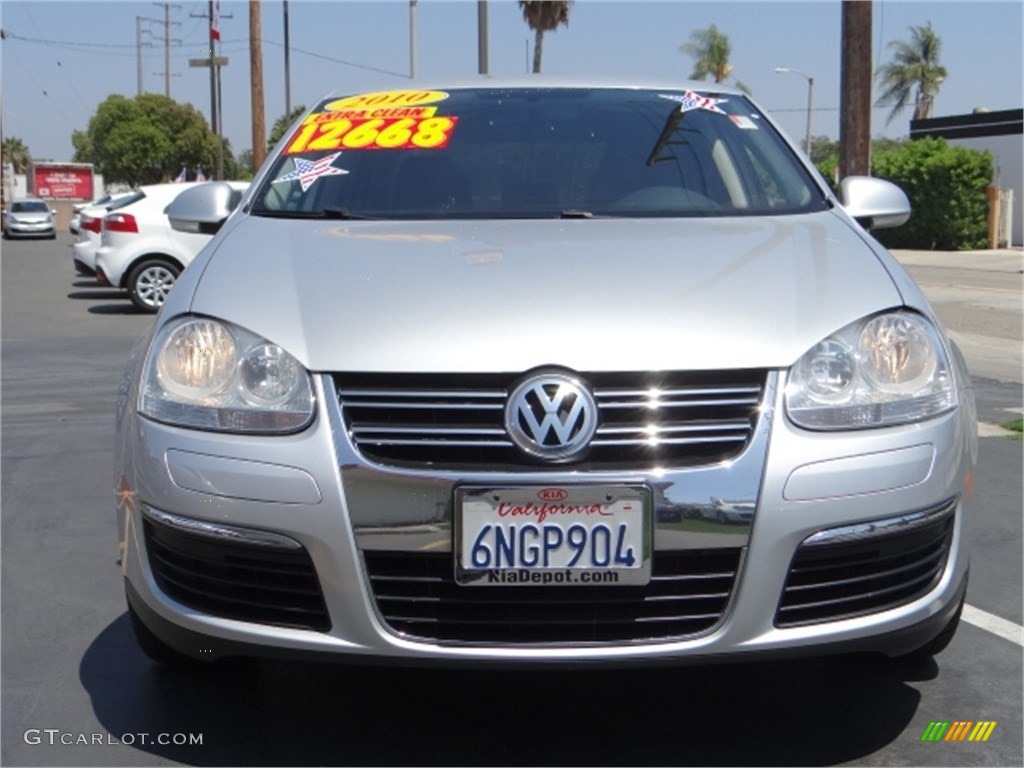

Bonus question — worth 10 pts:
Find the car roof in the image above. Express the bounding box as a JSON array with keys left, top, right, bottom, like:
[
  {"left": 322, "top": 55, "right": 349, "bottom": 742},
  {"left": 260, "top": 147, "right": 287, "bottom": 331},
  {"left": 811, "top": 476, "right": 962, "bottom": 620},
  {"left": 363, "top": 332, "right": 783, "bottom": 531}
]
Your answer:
[{"left": 319, "top": 77, "right": 747, "bottom": 101}]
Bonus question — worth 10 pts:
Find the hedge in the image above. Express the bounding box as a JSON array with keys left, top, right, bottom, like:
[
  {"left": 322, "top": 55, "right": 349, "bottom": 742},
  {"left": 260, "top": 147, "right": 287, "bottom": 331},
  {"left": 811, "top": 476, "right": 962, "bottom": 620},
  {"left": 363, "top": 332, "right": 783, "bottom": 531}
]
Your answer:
[
  {"left": 871, "top": 137, "right": 993, "bottom": 251},
  {"left": 815, "top": 137, "right": 993, "bottom": 250}
]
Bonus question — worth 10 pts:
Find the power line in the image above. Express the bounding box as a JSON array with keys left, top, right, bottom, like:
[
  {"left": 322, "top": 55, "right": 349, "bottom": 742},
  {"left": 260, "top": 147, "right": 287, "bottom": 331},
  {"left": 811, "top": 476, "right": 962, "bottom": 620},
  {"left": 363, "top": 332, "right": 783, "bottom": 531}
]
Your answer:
[
  {"left": 3, "top": 29, "right": 408, "bottom": 78},
  {"left": 3, "top": 45, "right": 78, "bottom": 129},
  {"left": 262, "top": 39, "right": 408, "bottom": 78}
]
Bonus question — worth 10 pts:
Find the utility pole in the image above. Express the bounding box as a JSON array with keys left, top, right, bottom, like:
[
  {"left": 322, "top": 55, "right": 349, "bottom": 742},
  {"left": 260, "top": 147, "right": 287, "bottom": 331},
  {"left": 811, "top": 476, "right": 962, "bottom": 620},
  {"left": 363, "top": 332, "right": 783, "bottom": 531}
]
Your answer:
[
  {"left": 284, "top": 1, "right": 292, "bottom": 113},
  {"left": 151, "top": 3, "right": 181, "bottom": 98},
  {"left": 163, "top": 3, "right": 171, "bottom": 97},
  {"left": 250, "top": 0, "right": 266, "bottom": 169},
  {"left": 136, "top": 17, "right": 156, "bottom": 96},
  {"left": 477, "top": 0, "right": 488, "bottom": 75},
  {"left": 190, "top": 2, "right": 232, "bottom": 178},
  {"left": 209, "top": 1, "right": 217, "bottom": 143},
  {"left": 839, "top": 0, "right": 872, "bottom": 178},
  {"left": 409, "top": 0, "right": 417, "bottom": 80}
]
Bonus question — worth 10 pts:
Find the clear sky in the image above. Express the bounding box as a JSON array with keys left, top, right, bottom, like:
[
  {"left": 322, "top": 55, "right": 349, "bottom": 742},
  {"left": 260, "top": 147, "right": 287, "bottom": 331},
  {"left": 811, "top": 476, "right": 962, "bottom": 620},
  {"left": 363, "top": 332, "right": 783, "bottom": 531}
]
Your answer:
[{"left": 2, "top": 0, "right": 1022, "bottom": 168}]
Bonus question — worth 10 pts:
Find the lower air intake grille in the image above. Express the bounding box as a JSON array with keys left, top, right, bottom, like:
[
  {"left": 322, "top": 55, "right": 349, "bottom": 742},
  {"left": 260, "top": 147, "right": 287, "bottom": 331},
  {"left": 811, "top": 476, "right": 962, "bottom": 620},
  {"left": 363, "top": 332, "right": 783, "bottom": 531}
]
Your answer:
[
  {"left": 335, "top": 370, "right": 767, "bottom": 471},
  {"left": 776, "top": 504, "right": 955, "bottom": 628},
  {"left": 363, "top": 549, "right": 742, "bottom": 644},
  {"left": 144, "top": 518, "right": 331, "bottom": 632}
]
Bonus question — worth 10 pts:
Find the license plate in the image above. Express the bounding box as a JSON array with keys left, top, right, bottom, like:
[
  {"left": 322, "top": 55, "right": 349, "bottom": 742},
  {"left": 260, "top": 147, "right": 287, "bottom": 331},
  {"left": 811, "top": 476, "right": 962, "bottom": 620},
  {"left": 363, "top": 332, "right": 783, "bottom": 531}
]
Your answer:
[{"left": 455, "top": 486, "right": 651, "bottom": 586}]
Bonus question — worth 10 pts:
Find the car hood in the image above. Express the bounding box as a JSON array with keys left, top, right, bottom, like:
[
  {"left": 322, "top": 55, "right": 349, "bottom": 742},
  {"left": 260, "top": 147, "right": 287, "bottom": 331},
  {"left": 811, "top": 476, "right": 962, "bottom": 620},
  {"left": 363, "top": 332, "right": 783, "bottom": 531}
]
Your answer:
[{"left": 189, "top": 211, "right": 902, "bottom": 373}]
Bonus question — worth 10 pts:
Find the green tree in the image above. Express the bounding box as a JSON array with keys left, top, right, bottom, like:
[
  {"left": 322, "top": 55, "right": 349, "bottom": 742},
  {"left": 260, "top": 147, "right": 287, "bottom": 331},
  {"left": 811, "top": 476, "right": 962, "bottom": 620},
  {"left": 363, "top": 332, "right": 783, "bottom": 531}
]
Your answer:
[
  {"left": 267, "top": 105, "right": 306, "bottom": 155},
  {"left": 809, "top": 135, "right": 840, "bottom": 166},
  {"left": 2, "top": 137, "right": 32, "bottom": 173},
  {"left": 519, "top": 1, "right": 571, "bottom": 74},
  {"left": 73, "top": 94, "right": 219, "bottom": 186},
  {"left": 236, "top": 148, "right": 255, "bottom": 179},
  {"left": 875, "top": 22, "right": 947, "bottom": 125},
  {"left": 872, "top": 137, "right": 991, "bottom": 250},
  {"left": 812, "top": 137, "right": 909, "bottom": 191},
  {"left": 681, "top": 24, "right": 749, "bottom": 92}
]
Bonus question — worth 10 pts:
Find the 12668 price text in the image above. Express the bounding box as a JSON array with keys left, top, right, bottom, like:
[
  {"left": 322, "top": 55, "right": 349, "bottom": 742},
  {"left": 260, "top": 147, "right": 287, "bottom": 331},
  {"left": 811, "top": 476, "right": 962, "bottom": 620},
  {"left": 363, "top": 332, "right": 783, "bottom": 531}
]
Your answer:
[{"left": 285, "top": 116, "right": 457, "bottom": 154}]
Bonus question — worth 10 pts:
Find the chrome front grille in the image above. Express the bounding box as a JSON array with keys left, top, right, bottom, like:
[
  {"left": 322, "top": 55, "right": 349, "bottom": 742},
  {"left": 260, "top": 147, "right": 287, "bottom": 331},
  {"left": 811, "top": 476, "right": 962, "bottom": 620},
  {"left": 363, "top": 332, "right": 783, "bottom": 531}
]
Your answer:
[
  {"left": 143, "top": 516, "right": 331, "bottom": 632},
  {"left": 363, "top": 549, "right": 743, "bottom": 644},
  {"left": 775, "top": 501, "right": 956, "bottom": 628},
  {"left": 335, "top": 370, "right": 766, "bottom": 470}
]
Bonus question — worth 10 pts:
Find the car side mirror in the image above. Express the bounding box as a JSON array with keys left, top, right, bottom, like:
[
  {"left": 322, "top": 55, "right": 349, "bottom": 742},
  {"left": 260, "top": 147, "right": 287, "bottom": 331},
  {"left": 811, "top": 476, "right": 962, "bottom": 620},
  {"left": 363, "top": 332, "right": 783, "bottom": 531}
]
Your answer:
[
  {"left": 166, "top": 182, "right": 240, "bottom": 235},
  {"left": 839, "top": 176, "right": 911, "bottom": 230}
]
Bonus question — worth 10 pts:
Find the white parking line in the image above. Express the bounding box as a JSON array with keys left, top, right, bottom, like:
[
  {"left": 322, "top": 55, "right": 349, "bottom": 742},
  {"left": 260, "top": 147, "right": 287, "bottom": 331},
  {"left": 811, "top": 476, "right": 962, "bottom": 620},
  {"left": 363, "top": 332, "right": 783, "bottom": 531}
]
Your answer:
[{"left": 962, "top": 604, "right": 1024, "bottom": 646}]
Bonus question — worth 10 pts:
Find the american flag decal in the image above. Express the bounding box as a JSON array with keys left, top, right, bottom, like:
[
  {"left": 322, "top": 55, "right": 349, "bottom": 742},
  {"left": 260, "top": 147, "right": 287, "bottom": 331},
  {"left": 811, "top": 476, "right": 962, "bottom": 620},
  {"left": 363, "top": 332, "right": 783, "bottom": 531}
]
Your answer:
[
  {"left": 273, "top": 151, "right": 350, "bottom": 192},
  {"left": 659, "top": 90, "right": 728, "bottom": 115}
]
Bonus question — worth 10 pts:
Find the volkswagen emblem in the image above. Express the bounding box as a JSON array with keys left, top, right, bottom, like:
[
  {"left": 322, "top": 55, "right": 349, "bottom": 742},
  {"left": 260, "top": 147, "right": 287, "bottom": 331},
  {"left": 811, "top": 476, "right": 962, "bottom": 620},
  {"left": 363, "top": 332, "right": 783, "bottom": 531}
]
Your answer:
[{"left": 505, "top": 372, "right": 598, "bottom": 461}]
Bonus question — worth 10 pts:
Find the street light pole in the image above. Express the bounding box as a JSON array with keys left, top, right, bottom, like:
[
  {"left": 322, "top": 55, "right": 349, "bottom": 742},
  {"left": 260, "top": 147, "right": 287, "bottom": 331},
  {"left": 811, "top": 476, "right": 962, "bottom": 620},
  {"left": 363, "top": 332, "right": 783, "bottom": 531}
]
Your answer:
[{"left": 774, "top": 67, "right": 814, "bottom": 157}]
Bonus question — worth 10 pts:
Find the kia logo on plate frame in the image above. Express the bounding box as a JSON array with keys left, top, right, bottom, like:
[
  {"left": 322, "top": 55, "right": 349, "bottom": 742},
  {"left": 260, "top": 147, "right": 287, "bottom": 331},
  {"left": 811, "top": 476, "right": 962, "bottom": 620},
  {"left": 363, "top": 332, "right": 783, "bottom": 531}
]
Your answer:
[{"left": 505, "top": 372, "right": 598, "bottom": 461}]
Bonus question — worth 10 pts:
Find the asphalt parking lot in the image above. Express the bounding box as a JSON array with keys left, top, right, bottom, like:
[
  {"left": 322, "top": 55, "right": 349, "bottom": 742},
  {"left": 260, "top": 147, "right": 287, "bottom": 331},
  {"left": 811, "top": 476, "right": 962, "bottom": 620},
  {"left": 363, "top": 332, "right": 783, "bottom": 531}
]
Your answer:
[{"left": 2, "top": 234, "right": 1021, "bottom": 766}]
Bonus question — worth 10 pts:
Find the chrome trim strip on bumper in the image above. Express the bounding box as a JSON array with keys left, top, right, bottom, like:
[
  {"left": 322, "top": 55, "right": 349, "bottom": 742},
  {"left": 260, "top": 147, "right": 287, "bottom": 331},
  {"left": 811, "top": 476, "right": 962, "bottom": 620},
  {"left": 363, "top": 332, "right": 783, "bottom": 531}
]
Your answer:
[
  {"left": 800, "top": 497, "right": 958, "bottom": 547},
  {"left": 141, "top": 504, "right": 303, "bottom": 550}
]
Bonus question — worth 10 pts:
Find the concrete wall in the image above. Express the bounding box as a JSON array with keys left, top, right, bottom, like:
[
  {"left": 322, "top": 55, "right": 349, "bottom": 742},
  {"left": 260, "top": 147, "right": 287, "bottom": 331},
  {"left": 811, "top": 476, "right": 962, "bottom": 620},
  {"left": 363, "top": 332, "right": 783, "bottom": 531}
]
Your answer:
[{"left": 949, "top": 134, "right": 1022, "bottom": 246}]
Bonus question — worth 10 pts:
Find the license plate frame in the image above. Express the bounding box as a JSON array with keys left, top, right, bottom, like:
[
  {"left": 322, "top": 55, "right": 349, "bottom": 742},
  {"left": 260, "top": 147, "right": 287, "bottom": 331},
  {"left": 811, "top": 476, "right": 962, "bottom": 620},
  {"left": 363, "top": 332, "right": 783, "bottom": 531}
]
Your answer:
[{"left": 454, "top": 485, "right": 652, "bottom": 586}]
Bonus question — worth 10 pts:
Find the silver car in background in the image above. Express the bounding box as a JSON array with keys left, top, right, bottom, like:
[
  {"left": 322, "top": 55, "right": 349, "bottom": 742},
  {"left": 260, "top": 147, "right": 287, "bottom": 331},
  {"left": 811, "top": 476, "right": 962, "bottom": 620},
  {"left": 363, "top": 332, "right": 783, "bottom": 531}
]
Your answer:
[
  {"left": 116, "top": 80, "right": 976, "bottom": 668},
  {"left": 3, "top": 197, "right": 56, "bottom": 239}
]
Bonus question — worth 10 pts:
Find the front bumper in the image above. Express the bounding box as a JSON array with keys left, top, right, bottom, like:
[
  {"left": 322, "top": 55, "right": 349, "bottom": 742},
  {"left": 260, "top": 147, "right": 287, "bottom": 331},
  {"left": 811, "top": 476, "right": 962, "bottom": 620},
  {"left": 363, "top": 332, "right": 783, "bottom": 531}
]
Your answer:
[
  {"left": 118, "top": 371, "right": 974, "bottom": 664},
  {"left": 5, "top": 221, "right": 55, "bottom": 238}
]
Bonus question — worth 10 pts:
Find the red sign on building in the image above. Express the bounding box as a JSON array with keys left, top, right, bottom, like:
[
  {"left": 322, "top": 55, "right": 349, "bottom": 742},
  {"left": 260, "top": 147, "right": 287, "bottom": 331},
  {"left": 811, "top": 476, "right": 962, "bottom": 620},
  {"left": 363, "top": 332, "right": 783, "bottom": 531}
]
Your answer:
[{"left": 32, "top": 164, "right": 94, "bottom": 200}]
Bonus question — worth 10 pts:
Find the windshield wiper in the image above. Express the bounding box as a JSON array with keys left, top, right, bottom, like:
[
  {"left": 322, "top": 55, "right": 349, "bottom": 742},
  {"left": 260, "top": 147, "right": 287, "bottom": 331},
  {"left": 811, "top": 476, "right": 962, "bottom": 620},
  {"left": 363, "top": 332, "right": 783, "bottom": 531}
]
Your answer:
[
  {"left": 250, "top": 208, "right": 378, "bottom": 220},
  {"left": 560, "top": 209, "right": 594, "bottom": 219},
  {"left": 321, "top": 208, "right": 378, "bottom": 220}
]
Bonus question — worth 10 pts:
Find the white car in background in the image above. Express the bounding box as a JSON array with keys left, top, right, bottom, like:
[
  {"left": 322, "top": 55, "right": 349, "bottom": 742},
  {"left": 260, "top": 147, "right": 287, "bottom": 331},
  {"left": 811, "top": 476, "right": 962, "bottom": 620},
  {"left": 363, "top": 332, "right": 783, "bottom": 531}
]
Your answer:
[
  {"left": 70, "top": 194, "right": 115, "bottom": 235},
  {"left": 94, "top": 182, "right": 248, "bottom": 311},
  {"left": 71, "top": 191, "right": 143, "bottom": 276}
]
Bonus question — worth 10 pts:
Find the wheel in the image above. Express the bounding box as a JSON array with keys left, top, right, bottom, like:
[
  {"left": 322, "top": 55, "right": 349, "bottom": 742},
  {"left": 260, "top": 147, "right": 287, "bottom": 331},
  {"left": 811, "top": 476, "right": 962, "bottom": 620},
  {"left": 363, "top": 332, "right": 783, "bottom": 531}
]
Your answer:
[
  {"left": 127, "top": 258, "right": 180, "bottom": 312},
  {"left": 127, "top": 599, "right": 196, "bottom": 667}
]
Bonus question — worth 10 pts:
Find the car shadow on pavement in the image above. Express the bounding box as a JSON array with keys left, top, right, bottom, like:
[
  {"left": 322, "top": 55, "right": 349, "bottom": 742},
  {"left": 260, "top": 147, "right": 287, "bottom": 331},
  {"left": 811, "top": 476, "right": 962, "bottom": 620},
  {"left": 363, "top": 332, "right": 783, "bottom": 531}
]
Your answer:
[
  {"left": 85, "top": 304, "right": 148, "bottom": 315},
  {"left": 66, "top": 288, "right": 147, "bottom": 314},
  {"left": 67, "top": 291, "right": 126, "bottom": 302},
  {"left": 81, "top": 614, "right": 933, "bottom": 766}
]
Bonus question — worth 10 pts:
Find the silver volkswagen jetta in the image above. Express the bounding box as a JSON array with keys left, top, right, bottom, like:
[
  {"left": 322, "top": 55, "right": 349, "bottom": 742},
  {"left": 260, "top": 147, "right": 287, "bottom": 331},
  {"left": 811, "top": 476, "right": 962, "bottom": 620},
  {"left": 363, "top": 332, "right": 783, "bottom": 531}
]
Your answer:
[{"left": 116, "top": 80, "right": 976, "bottom": 666}]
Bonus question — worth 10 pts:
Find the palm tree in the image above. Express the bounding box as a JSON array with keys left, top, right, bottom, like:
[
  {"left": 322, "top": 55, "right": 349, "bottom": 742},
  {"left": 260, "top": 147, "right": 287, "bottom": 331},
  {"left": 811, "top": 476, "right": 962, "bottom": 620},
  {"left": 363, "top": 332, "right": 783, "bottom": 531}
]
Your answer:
[
  {"left": 875, "top": 22, "right": 947, "bottom": 125},
  {"left": 681, "top": 25, "right": 748, "bottom": 92},
  {"left": 519, "top": 1, "right": 571, "bottom": 74},
  {"left": 2, "top": 137, "right": 32, "bottom": 174}
]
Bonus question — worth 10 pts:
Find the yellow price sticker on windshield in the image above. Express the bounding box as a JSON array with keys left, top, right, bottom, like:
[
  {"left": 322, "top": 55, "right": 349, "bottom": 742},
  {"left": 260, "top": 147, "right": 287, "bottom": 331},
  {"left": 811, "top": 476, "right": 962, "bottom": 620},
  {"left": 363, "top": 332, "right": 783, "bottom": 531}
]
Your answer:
[
  {"left": 285, "top": 116, "right": 457, "bottom": 154},
  {"left": 324, "top": 90, "right": 449, "bottom": 112}
]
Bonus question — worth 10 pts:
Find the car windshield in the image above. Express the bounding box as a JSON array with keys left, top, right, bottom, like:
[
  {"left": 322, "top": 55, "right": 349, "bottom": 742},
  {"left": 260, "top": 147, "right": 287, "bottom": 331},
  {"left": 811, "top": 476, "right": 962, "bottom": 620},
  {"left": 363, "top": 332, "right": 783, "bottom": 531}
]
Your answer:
[
  {"left": 252, "top": 87, "right": 828, "bottom": 220},
  {"left": 12, "top": 201, "right": 49, "bottom": 213}
]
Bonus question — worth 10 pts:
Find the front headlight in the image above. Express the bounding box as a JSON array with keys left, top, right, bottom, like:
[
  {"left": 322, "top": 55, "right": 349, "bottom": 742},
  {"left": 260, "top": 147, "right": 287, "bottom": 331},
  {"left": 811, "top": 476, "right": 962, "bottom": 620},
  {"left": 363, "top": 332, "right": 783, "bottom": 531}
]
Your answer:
[
  {"left": 140, "top": 316, "right": 315, "bottom": 433},
  {"left": 785, "top": 310, "right": 956, "bottom": 430}
]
